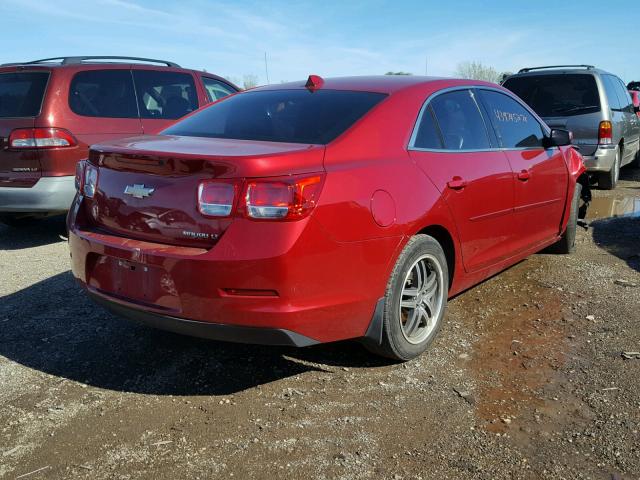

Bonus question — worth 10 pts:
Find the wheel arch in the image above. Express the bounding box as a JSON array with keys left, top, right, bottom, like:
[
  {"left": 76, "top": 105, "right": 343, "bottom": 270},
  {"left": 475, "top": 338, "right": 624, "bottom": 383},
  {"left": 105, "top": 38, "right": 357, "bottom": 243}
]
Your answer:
[{"left": 415, "top": 224, "right": 456, "bottom": 289}]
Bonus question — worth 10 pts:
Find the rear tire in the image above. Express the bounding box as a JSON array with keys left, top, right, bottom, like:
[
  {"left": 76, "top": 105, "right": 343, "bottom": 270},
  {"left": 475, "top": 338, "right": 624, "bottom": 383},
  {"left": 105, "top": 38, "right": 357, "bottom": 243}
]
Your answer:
[
  {"left": 364, "top": 235, "right": 449, "bottom": 361},
  {"left": 598, "top": 147, "right": 620, "bottom": 190},
  {"left": 549, "top": 184, "right": 581, "bottom": 254}
]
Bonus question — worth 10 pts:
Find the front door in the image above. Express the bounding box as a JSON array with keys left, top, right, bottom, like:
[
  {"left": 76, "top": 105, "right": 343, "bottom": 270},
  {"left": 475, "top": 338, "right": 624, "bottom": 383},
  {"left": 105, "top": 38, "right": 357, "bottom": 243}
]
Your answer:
[{"left": 478, "top": 89, "right": 568, "bottom": 251}]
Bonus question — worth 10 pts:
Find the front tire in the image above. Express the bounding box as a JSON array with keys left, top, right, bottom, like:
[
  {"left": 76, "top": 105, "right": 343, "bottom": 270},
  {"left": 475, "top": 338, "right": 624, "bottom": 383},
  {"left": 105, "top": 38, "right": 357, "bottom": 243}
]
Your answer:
[
  {"left": 365, "top": 235, "right": 449, "bottom": 361},
  {"left": 598, "top": 147, "right": 620, "bottom": 190},
  {"left": 550, "top": 183, "right": 581, "bottom": 254}
]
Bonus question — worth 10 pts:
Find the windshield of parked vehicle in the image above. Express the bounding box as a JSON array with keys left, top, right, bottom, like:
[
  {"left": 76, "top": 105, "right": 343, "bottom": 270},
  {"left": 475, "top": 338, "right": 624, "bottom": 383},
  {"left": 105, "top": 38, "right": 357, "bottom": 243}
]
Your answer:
[
  {"left": 0, "top": 72, "right": 49, "bottom": 118},
  {"left": 503, "top": 74, "right": 601, "bottom": 117},
  {"left": 162, "top": 89, "right": 387, "bottom": 144}
]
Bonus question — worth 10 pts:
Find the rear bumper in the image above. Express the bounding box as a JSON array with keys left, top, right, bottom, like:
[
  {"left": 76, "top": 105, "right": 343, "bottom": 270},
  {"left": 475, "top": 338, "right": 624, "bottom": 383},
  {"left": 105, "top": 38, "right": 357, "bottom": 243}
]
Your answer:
[
  {"left": 0, "top": 175, "right": 75, "bottom": 213},
  {"left": 581, "top": 145, "right": 617, "bottom": 172},
  {"left": 90, "top": 293, "right": 319, "bottom": 347},
  {"left": 68, "top": 195, "right": 402, "bottom": 345}
]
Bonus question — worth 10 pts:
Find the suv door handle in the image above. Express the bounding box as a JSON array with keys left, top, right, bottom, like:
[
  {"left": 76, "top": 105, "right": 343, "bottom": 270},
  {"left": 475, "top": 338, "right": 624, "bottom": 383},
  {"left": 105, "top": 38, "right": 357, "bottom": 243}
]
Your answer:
[
  {"left": 447, "top": 176, "right": 467, "bottom": 190},
  {"left": 517, "top": 170, "right": 531, "bottom": 181}
]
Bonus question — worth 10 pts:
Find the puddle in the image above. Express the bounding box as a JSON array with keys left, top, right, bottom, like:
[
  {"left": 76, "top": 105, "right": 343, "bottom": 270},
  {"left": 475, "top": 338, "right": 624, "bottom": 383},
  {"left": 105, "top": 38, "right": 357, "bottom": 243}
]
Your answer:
[
  {"left": 453, "top": 260, "right": 573, "bottom": 434},
  {"left": 587, "top": 196, "right": 640, "bottom": 220}
]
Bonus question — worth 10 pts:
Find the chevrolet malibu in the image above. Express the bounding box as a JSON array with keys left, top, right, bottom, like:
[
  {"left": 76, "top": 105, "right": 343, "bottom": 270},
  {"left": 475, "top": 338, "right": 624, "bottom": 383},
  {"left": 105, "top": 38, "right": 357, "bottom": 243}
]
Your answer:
[{"left": 68, "top": 75, "right": 586, "bottom": 361}]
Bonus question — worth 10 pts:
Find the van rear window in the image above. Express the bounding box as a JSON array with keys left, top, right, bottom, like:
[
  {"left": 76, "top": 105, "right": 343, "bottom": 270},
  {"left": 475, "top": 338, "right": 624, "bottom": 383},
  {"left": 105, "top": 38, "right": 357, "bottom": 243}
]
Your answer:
[
  {"left": 163, "top": 89, "right": 387, "bottom": 145},
  {"left": 0, "top": 72, "right": 49, "bottom": 118},
  {"left": 503, "top": 74, "right": 600, "bottom": 117}
]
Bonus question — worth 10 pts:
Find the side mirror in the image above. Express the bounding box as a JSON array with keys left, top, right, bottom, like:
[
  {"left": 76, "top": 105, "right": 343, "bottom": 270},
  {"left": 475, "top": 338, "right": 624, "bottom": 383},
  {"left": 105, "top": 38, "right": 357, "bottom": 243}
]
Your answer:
[{"left": 545, "top": 128, "right": 572, "bottom": 148}]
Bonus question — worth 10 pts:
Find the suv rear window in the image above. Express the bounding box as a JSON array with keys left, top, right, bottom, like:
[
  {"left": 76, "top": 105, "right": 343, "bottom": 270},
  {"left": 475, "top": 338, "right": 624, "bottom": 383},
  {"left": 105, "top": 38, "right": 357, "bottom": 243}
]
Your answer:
[
  {"left": 0, "top": 72, "right": 49, "bottom": 118},
  {"left": 163, "top": 89, "right": 386, "bottom": 144},
  {"left": 503, "top": 74, "right": 601, "bottom": 117},
  {"left": 69, "top": 70, "right": 138, "bottom": 118}
]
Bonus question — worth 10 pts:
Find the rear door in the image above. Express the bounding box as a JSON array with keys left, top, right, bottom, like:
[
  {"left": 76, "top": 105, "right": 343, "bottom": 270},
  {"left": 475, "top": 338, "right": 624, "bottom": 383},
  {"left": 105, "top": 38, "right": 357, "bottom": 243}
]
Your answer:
[
  {"left": 132, "top": 69, "right": 200, "bottom": 134},
  {"left": 613, "top": 76, "right": 640, "bottom": 162},
  {"left": 0, "top": 70, "right": 50, "bottom": 186},
  {"left": 66, "top": 68, "right": 143, "bottom": 147},
  {"left": 409, "top": 88, "right": 517, "bottom": 273},
  {"left": 478, "top": 89, "right": 568, "bottom": 250}
]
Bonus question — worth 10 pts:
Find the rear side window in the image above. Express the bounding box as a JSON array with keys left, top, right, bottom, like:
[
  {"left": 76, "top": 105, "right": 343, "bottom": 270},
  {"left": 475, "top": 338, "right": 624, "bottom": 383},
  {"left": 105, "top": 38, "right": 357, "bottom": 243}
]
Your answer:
[
  {"left": 413, "top": 106, "right": 443, "bottom": 149},
  {"left": 163, "top": 89, "right": 386, "bottom": 145},
  {"left": 429, "top": 89, "right": 490, "bottom": 150},
  {"left": 69, "top": 70, "right": 137, "bottom": 118},
  {"left": 614, "top": 77, "right": 633, "bottom": 113},
  {"left": 479, "top": 90, "right": 545, "bottom": 149},
  {"left": 503, "top": 74, "right": 601, "bottom": 117},
  {"left": 133, "top": 70, "right": 199, "bottom": 119},
  {"left": 202, "top": 77, "right": 236, "bottom": 102},
  {"left": 0, "top": 72, "right": 49, "bottom": 118}
]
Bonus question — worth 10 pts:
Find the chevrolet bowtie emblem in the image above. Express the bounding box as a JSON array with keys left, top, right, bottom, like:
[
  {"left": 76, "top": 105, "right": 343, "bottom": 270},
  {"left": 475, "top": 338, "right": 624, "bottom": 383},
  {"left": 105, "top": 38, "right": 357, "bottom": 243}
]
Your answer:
[{"left": 124, "top": 184, "right": 155, "bottom": 199}]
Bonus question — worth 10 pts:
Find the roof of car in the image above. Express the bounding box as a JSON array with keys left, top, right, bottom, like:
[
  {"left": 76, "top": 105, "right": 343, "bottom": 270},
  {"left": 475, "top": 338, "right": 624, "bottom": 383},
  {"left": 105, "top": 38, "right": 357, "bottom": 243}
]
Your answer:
[
  {"left": 508, "top": 65, "right": 613, "bottom": 78},
  {"left": 256, "top": 75, "right": 498, "bottom": 94}
]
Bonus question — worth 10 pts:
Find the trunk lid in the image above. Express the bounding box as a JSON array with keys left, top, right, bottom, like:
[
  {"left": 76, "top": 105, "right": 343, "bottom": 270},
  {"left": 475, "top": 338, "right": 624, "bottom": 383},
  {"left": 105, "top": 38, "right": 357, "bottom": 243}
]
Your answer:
[
  {"left": 85, "top": 135, "right": 325, "bottom": 248},
  {"left": 0, "top": 70, "right": 50, "bottom": 187}
]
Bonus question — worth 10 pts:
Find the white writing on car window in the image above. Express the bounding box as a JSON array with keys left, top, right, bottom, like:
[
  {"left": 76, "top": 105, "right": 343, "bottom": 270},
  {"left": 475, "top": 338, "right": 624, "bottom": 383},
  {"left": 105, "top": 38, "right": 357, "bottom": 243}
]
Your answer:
[{"left": 494, "top": 109, "right": 528, "bottom": 123}]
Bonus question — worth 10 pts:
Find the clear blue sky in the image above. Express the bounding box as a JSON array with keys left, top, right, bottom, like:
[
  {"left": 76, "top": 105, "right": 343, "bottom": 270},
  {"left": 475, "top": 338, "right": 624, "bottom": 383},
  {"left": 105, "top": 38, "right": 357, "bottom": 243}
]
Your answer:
[{"left": 2, "top": 0, "right": 637, "bottom": 84}]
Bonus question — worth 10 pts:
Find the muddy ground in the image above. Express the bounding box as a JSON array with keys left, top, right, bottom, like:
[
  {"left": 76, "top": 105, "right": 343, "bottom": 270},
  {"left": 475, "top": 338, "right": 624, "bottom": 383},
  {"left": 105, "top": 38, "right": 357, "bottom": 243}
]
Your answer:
[{"left": 1, "top": 168, "right": 639, "bottom": 480}]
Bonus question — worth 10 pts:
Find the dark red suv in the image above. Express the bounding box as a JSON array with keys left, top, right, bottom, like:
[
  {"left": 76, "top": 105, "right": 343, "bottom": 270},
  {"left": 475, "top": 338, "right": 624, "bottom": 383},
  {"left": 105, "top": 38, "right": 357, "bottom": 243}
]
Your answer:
[{"left": 0, "top": 56, "right": 238, "bottom": 226}]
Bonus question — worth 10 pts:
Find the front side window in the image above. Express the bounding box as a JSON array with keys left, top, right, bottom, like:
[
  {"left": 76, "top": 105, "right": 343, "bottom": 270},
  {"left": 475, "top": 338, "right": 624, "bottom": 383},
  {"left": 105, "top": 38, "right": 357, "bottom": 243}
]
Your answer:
[
  {"left": 480, "top": 90, "right": 545, "bottom": 149},
  {"left": 133, "top": 70, "right": 198, "bottom": 119},
  {"left": 0, "top": 72, "right": 49, "bottom": 118},
  {"left": 203, "top": 77, "right": 236, "bottom": 102},
  {"left": 69, "top": 70, "right": 138, "bottom": 118},
  {"left": 429, "top": 89, "right": 490, "bottom": 150},
  {"left": 163, "top": 89, "right": 386, "bottom": 145},
  {"left": 503, "top": 74, "right": 601, "bottom": 117}
]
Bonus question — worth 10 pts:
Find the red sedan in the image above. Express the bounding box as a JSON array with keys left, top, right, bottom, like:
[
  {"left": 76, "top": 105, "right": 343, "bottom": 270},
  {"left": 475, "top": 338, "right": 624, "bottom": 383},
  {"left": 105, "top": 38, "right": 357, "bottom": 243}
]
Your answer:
[{"left": 68, "top": 75, "right": 586, "bottom": 361}]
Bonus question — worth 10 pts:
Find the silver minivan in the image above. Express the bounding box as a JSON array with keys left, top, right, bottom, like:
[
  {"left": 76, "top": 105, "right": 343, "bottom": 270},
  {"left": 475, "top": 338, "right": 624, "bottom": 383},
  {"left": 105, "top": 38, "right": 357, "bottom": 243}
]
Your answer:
[{"left": 503, "top": 65, "right": 640, "bottom": 189}]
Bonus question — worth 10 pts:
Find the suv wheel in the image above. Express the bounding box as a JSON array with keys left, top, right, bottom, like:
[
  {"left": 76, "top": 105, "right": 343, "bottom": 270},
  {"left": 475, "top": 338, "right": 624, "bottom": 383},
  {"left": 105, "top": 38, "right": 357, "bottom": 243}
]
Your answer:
[
  {"left": 365, "top": 235, "right": 449, "bottom": 361},
  {"left": 598, "top": 147, "right": 620, "bottom": 190}
]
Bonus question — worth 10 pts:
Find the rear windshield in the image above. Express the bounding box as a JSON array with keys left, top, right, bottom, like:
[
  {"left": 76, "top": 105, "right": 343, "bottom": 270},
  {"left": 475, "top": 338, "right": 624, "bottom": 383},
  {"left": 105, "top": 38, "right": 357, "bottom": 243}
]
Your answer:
[
  {"left": 0, "top": 72, "right": 49, "bottom": 118},
  {"left": 163, "top": 89, "right": 387, "bottom": 144},
  {"left": 503, "top": 74, "right": 601, "bottom": 117}
]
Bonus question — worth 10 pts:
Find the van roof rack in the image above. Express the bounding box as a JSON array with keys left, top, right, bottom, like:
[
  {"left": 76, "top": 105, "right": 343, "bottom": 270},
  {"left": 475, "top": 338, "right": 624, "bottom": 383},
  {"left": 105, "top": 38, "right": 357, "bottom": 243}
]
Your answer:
[
  {"left": 518, "top": 65, "right": 595, "bottom": 74},
  {"left": 1, "top": 56, "right": 180, "bottom": 68}
]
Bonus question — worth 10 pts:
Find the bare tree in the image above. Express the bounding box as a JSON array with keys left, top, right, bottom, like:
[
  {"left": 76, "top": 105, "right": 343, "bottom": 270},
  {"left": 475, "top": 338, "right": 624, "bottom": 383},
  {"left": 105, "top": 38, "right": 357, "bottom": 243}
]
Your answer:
[
  {"left": 454, "top": 61, "right": 500, "bottom": 83},
  {"left": 384, "top": 71, "right": 412, "bottom": 76},
  {"left": 243, "top": 74, "right": 259, "bottom": 89}
]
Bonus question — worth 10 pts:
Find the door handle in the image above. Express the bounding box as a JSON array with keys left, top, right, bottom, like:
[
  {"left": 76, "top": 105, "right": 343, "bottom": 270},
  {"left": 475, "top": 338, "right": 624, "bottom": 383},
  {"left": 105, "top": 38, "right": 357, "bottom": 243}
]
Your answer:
[
  {"left": 447, "top": 176, "right": 467, "bottom": 190},
  {"left": 517, "top": 170, "right": 531, "bottom": 181}
]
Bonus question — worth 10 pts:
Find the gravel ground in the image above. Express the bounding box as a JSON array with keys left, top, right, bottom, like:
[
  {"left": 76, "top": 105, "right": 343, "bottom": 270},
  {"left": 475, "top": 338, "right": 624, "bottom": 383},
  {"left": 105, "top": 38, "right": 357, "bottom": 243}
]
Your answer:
[{"left": 0, "top": 168, "right": 639, "bottom": 480}]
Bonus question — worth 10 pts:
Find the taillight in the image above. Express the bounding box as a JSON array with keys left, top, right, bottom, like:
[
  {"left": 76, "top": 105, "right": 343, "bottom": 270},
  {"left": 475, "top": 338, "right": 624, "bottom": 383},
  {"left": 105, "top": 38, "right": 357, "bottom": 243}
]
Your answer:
[
  {"left": 244, "top": 175, "right": 324, "bottom": 220},
  {"left": 598, "top": 121, "right": 613, "bottom": 145},
  {"left": 9, "top": 128, "right": 77, "bottom": 149},
  {"left": 74, "top": 160, "right": 86, "bottom": 191},
  {"left": 83, "top": 163, "right": 99, "bottom": 198},
  {"left": 197, "top": 181, "right": 236, "bottom": 217}
]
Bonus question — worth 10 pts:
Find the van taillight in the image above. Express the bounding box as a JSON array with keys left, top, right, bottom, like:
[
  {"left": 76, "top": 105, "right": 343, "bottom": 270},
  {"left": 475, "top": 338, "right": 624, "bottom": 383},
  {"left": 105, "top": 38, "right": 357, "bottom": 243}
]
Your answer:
[
  {"left": 598, "top": 121, "right": 613, "bottom": 145},
  {"left": 9, "top": 128, "right": 77, "bottom": 149},
  {"left": 197, "top": 181, "right": 236, "bottom": 217},
  {"left": 244, "top": 175, "right": 324, "bottom": 220}
]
